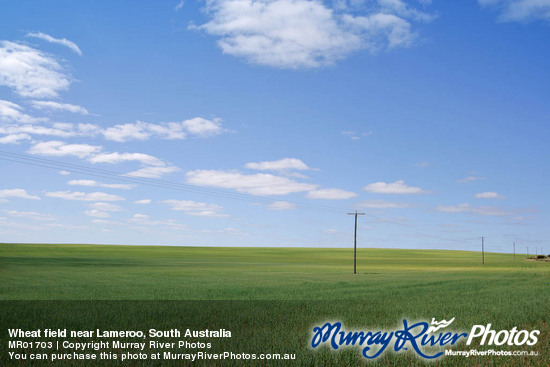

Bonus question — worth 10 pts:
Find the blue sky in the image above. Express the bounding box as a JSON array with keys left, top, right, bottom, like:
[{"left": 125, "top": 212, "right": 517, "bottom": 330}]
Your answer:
[{"left": 1, "top": 0, "right": 549, "bottom": 253}]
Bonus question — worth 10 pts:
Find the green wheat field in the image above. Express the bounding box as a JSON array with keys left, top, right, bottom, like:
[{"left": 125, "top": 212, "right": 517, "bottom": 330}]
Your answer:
[{"left": 1, "top": 243, "right": 548, "bottom": 366}]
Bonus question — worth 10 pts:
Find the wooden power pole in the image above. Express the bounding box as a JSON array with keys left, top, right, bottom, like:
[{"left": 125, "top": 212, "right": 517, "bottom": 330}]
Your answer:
[
  {"left": 347, "top": 210, "right": 365, "bottom": 274},
  {"left": 481, "top": 237, "right": 485, "bottom": 265}
]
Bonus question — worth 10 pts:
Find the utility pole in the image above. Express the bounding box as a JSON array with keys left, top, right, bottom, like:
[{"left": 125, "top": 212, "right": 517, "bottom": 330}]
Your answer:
[
  {"left": 347, "top": 210, "right": 365, "bottom": 274},
  {"left": 481, "top": 237, "right": 485, "bottom": 265},
  {"left": 527, "top": 246, "right": 529, "bottom": 257},
  {"left": 513, "top": 242, "right": 515, "bottom": 261}
]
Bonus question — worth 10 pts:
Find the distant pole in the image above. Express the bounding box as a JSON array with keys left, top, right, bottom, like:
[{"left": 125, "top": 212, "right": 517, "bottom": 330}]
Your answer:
[
  {"left": 347, "top": 210, "right": 365, "bottom": 274},
  {"left": 527, "top": 246, "right": 529, "bottom": 257},
  {"left": 481, "top": 237, "right": 485, "bottom": 265},
  {"left": 513, "top": 242, "right": 515, "bottom": 261}
]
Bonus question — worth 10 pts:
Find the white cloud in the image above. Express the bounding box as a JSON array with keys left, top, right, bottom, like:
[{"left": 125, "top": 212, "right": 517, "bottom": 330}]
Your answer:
[
  {"left": 101, "top": 118, "right": 224, "bottom": 142},
  {"left": 128, "top": 213, "right": 188, "bottom": 229},
  {"left": 0, "top": 189, "right": 40, "bottom": 200},
  {"left": 473, "top": 206, "right": 513, "bottom": 216},
  {"left": 458, "top": 175, "right": 486, "bottom": 183},
  {"left": 175, "top": 0, "right": 185, "bottom": 11},
  {"left": 307, "top": 188, "right": 357, "bottom": 199},
  {"left": 59, "top": 170, "right": 70, "bottom": 175},
  {"left": 84, "top": 209, "right": 111, "bottom": 218},
  {"left": 378, "top": 0, "right": 438, "bottom": 22},
  {"left": 363, "top": 180, "right": 425, "bottom": 194},
  {"left": 0, "top": 41, "right": 71, "bottom": 98},
  {"left": 245, "top": 158, "right": 311, "bottom": 171},
  {"left": 194, "top": 0, "right": 432, "bottom": 69},
  {"left": 0, "top": 124, "right": 77, "bottom": 138},
  {"left": 0, "top": 100, "right": 46, "bottom": 123},
  {"left": 475, "top": 191, "right": 505, "bottom": 199},
  {"left": 88, "top": 152, "right": 165, "bottom": 166},
  {"left": 26, "top": 32, "right": 82, "bottom": 55},
  {"left": 102, "top": 122, "right": 154, "bottom": 142},
  {"left": 356, "top": 200, "right": 411, "bottom": 209},
  {"left": 0, "top": 133, "right": 31, "bottom": 144},
  {"left": 134, "top": 199, "right": 151, "bottom": 204},
  {"left": 267, "top": 201, "right": 296, "bottom": 210},
  {"left": 124, "top": 165, "right": 180, "bottom": 178},
  {"left": 67, "top": 179, "right": 134, "bottom": 190},
  {"left": 28, "top": 141, "right": 102, "bottom": 158},
  {"left": 478, "top": 0, "right": 550, "bottom": 22},
  {"left": 3, "top": 210, "right": 54, "bottom": 221},
  {"left": 182, "top": 117, "right": 224, "bottom": 137},
  {"left": 78, "top": 123, "right": 100, "bottom": 134},
  {"left": 89, "top": 202, "right": 123, "bottom": 212},
  {"left": 132, "top": 214, "right": 149, "bottom": 220},
  {"left": 162, "top": 199, "right": 227, "bottom": 217},
  {"left": 435, "top": 203, "right": 512, "bottom": 216},
  {"left": 186, "top": 169, "right": 319, "bottom": 195},
  {"left": 31, "top": 100, "right": 88, "bottom": 115},
  {"left": 341, "top": 130, "right": 372, "bottom": 140},
  {"left": 435, "top": 203, "right": 472, "bottom": 213},
  {"left": 46, "top": 191, "right": 124, "bottom": 202},
  {"left": 415, "top": 161, "right": 429, "bottom": 168}
]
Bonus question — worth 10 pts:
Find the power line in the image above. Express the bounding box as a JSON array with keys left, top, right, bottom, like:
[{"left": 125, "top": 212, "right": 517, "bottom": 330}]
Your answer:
[
  {"left": 0, "top": 150, "right": 499, "bottom": 244},
  {"left": 0, "top": 150, "right": 347, "bottom": 214}
]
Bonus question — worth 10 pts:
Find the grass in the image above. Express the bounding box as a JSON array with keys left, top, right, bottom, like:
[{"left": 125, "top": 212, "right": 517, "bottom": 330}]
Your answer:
[{"left": 1, "top": 243, "right": 548, "bottom": 366}]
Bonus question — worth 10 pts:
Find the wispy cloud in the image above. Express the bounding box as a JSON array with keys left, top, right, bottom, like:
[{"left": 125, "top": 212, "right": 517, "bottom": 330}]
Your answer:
[
  {"left": 3, "top": 209, "right": 54, "bottom": 220},
  {"left": 0, "top": 100, "right": 46, "bottom": 123},
  {"left": 31, "top": 100, "right": 88, "bottom": 115},
  {"left": 245, "top": 158, "right": 311, "bottom": 171},
  {"left": 0, "top": 41, "right": 71, "bottom": 98},
  {"left": 475, "top": 191, "right": 505, "bottom": 199},
  {"left": 267, "top": 201, "right": 296, "bottom": 210},
  {"left": 356, "top": 200, "right": 411, "bottom": 209},
  {"left": 162, "top": 199, "right": 227, "bottom": 217},
  {"left": 68, "top": 179, "right": 134, "bottom": 190},
  {"left": 46, "top": 191, "right": 124, "bottom": 202},
  {"left": 0, "top": 188, "right": 40, "bottom": 200},
  {"left": 28, "top": 141, "right": 102, "bottom": 158},
  {"left": 102, "top": 118, "right": 225, "bottom": 142},
  {"left": 435, "top": 203, "right": 513, "bottom": 216},
  {"left": 26, "top": 32, "right": 82, "bottom": 55},
  {"left": 124, "top": 165, "right": 180, "bottom": 178},
  {"left": 89, "top": 202, "right": 123, "bottom": 212},
  {"left": 134, "top": 199, "right": 151, "bottom": 204},
  {"left": 128, "top": 214, "right": 188, "bottom": 229},
  {"left": 363, "top": 180, "right": 426, "bottom": 194},
  {"left": 478, "top": 0, "right": 550, "bottom": 22},
  {"left": 458, "top": 175, "right": 486, "bottom": 183},
  {"left": 0, "top": 133, "right": 31, "bottom": 144},
  {"left": 307, "top": 188, "right": 357, "bottom": 199},
  {"left": 186, "top": 169, "right": 319, "bottom": 195},
  {"left": 175, "top": 0, "right": 185, "bottom": 11},
  {"left": 341, "top": 130, "right": 372, "bottom": 140},
  {"left": 84, "top": 209, "right": 112, "bottom": 218},
  {"left": 84, "top": 202, "right": 123, "bottom": 218},
  {"left": 88, "top": 152, "right": 165, "bottom": 166}
]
